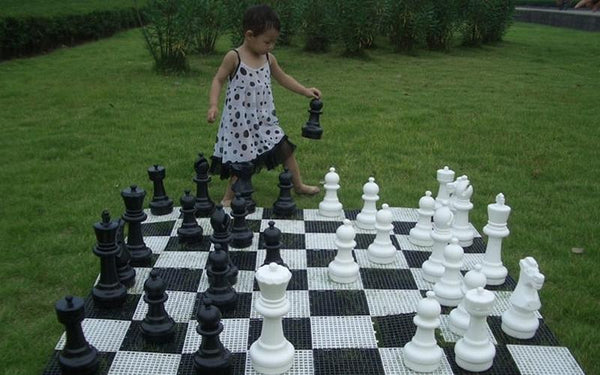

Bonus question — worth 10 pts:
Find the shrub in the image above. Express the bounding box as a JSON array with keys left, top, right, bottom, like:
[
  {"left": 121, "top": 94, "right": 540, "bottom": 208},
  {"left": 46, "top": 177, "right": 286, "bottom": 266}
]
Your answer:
[
  {"left": 264, "top": 0, "right": 302, "bottom": 46},
  {"left": 222, "top": 0, "right": 253, "bottom": 47},
  {"left": 300, "top": 0, "right": 335, "bottom": 52},
  {"left": 382, "top": 0, "right": 432, "bottom": 52},
  {"left": 426, "top": 0, "right": 461, "bottom": 51},
  {"left": 483, "top": 0, "right": 516, "bottom": 43},
  {"left": 460, "top": 0, "right": 515, "bottom": 46},
  {"left": 182, "top": 0, "right": 226, "bottom": 54},
  {"left": 332, "top": 0, "right": 380, "bottom": 55}
]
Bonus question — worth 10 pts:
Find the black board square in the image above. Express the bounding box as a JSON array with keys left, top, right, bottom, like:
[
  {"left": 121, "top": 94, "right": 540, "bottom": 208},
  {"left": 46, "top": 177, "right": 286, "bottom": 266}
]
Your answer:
[
  {"left": 258, "top": 233, "right": 305, "bottom": 249},
  {"left": 129, "top": 253, "right": 160, "bottom": 268},
  {"left": 304, "top": 220, "right": 344, "bottom": 233},
  {"left": 463, "top": 237, "right": 486, "bottom": 253},
  {"left": 306, "top": 250, "right": 338, "bottom": 267},
  {"left": 485, "top": 274, "right": 517, "bottom": 291},
  {"left": 309, "top": 290, "right": 369, "bottom": 316},
  {"left": 141, "top": 221, "right": 176, "bottom": 236},
  {"left": 373, "top": 313, "right": 416, "bottom": 347},
  {"left": 313, "top": 348, "right": 385, "bottom": 375},
  {"left": 404, "top": 250, "right": 431, "bottom": 268},
  {"left": 150, "top": 268, "right": 202, "bottom": 292},
  {"left": 444, "top": 344, "right": 521, "bottom": 375},
  {"left": 392, "top": 221, "right": 415, "bottom": 235},
  {"left": 163, "top": 236, "right": 212, "bottom": 252},
  {"left": 177, "top": 352, "right": 246, "bottom": 375},
  {"left": 344, "top": 209, "right": 360, "bottom": 220},
  {"left": 246, "top": 219, "right": 262, "bottom": 233},
  {"left": 261, "top": 208, "right": 304, "bottom": 220},
  {"left": 360, "top": 268, "right": 418, "bottom": 290},
  {"left": 229, "top": 251, "right": 257, "bottom": 271},
  {"left": 354, "top": 233, "right": 376, "bottom": 249},
  {"left": 84, "top": 294, "right": 141, "bottom": 321},
  {"left": 248, "top": 317, "right": 312, "bottom": 350},
  {"left": 193, "top": 292, "right": 253, "bottom": 319},
  {"left": 488, "top": 316, "right": 560, "bottom": 346},
  {"left": 119, "top": 321, "right": 187, "bottom": 354},
  {"left": 42, "top": 351, "right": 115, "bottom": 375}
]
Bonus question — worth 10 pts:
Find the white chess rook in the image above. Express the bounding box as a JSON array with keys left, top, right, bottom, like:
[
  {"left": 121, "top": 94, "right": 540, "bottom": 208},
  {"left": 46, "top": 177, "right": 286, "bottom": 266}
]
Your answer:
[
  {"left": 449, "top": 264, "right": 487, "bottom": 336},
  {"left": 249, "top": 263, "right": 294, "bottom": 374},
  {"left": 433, "top": 238, "right": 464, "bottom": 307},
  {"left": 481, "top": 193, "right": 511, "bottom": 285},
  {"left": 422, "top": 206, "right": 453, "bottom": 283},
  {"left": 409, "top": 191, "right": 435, "bottom": 247},
  {"left": 502, "top": 257, "right": 545, "bottom": 339},
  {"left": 448, "top": 176, "right": 474, "bottom": 247},
  {"left": 454, "top": 287, "right": 496, "bottom": 372},
  {"left": 403, "top": 291, "right": 443, "bottom": 373},
  {"left": 367, "top": 203, "right": 396, "bottom": 264},
  {"left": 328, "top": 219, "right": 359, "bottom": 283},
  {"left": 318, "top": 167, "right": 343, "bottom": 217},
  {"left": 356, "top": 177, "right": 379, "bottom": 230},
  {"left": 435, "top": 166, "right": 455, "bottom": 209}
]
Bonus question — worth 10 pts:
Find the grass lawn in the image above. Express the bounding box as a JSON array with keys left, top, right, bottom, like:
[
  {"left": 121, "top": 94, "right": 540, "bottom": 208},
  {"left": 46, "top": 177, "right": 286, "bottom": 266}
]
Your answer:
[
  {"left": 0, "top": 0, "right": 144, "bottom": 17},
  {"left": 0, "top": 22, "right": 599, "bottom": 374}
]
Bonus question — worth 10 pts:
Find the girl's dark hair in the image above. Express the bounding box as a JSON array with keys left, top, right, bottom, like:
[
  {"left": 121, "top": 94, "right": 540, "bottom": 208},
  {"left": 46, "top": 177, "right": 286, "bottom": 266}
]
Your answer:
[{"left": 243, "top": 5, "right": 280, "bottom": 36}]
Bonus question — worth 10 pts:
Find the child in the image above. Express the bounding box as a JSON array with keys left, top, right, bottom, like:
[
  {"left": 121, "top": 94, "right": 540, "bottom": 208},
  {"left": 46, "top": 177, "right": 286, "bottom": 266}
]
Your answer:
[{"left": 207, "top": 4, "right": 322, "bottom": 206}]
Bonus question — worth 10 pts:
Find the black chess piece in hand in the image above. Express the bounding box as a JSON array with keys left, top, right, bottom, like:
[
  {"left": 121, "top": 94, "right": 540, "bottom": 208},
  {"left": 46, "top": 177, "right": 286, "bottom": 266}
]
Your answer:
[{"left": 302, "top": 98, "right": 323, "bottom": 139}]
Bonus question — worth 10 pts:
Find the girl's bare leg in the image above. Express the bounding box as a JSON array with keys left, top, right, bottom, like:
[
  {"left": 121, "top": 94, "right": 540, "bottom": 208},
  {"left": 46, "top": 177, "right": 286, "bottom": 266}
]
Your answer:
[
  {"left": 221, "top": 176, "right": 238, "bottom": 207},
  {"left": 284, "top": 153, "right": 320, "bottom": 195}
]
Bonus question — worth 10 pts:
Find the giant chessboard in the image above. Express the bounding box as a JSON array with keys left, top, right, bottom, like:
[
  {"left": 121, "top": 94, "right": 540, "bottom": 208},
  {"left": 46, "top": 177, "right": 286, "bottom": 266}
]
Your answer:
[{"left": 43, "top": 207, "right": 585, "bottom": 375}]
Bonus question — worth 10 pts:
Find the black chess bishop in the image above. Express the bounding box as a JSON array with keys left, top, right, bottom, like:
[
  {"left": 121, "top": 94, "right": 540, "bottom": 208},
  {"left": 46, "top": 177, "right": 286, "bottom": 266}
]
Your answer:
[
  {"left": 263, "top": 221, "right": 287, "bottom": 268},
  {"left": 231, "top": 193, "right": 253, "bottom": 248},
  {"left": 193, "top": 297, "right": 232, "bottom": 375}
]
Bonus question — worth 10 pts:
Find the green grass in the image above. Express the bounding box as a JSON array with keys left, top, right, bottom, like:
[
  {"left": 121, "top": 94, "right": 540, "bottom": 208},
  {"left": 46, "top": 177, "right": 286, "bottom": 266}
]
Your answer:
[
  {"left": 0, "top": 22, "right": 599, "bottom": 374},
  {"left": 0, "top": 0, "right": 143, "bottom": 17}
]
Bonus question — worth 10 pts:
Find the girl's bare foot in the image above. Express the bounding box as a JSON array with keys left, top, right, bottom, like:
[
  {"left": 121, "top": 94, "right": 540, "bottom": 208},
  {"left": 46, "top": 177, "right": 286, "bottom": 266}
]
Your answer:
[
  {"left": 220, "top": 199, "right": 232, "bottom": 208},
  {"left": 294, "top": 184, "right": 320, "bottom": 195}
]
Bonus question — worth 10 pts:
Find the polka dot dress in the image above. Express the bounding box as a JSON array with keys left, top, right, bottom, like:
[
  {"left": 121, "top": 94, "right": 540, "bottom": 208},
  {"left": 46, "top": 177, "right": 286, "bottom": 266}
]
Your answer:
[{"left": 213, "top": 54, "right": 285, "bottom": 164}]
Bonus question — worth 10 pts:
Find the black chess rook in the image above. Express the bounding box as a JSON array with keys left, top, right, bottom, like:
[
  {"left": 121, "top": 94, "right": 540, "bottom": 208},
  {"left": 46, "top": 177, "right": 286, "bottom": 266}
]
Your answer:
[
  {"left": 302, "top": 98, "right": 323, "bottom": 139},
  {"left": 273, "top": 168, "right": 296, "bottom": 217},
  {"left": 231, "top": 162, "right": 256, "bottom": 214},
  {"left": 140, "top": 270, "right": 176, "bottom": 343},
  {"left": 193, "top": 297, "right": 232, "bottom": 375},
  {"left": 231, "top": 193, "right": 253, "bottom": 248},
  {"left": 178, "top": 190, "right": 203, "bottom": 244},
  {"left": 121, "top": 184, "right": 152, "bottom": 265},
  {"left": 194, "top": 153, "right": 216, "bottom": 217},
  {"left": 147, "top": 164, "right": 174, "bottom": 216}
]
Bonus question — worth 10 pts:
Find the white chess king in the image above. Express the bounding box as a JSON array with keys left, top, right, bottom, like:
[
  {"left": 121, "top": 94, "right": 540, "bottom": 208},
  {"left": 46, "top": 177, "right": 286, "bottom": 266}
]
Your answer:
[{"left": 481, "top": 193, "right": 511, "bottom": 285}]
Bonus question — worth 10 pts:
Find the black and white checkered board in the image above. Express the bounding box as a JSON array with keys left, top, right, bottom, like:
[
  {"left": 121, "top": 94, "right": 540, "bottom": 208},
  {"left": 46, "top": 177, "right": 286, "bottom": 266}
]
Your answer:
[{"left": 43, "top": 207, "right": 585, "bottom": 375}]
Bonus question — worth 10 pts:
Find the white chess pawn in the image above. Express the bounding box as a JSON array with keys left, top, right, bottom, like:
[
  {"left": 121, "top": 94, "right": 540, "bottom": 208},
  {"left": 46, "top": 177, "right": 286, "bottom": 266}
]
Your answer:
[
  {"left": 249, "top": 263, "right": 294, "bottom": 374},
  {"left": 502, "top": 257, "right": 545, "bottom": 339},
  {"left": 449, "top": 264, "right": 487, "bottom": 336},
  {"left": 367, "top": 203, "right": 396, "bottom": 264},
  {"left": 422, "top": 206, "right": 453, "bottom": 283},
  {"left": 433, "top": 238, "right": 464, "bottom": 307},
  {"left": 481, "top": 193, "right": 511, "bottom": 285},
  {"left": 403, "top": 291, "right": 443, "bottom": 373},
  {"left": 328, "top": 219, "right": 359, "bottom": 283},
  {"left": 409, "top": 191, "right": 435, "bottom": 247},
  {"left": 318, "top": 167, "right": 343, "bottom": 217},
  {"left": 356, "top": 177, "right": 379, "bottom": 230},
  {"left": 435, "top": 166, "right": 455, "bottom": 209},
  {"left": 449, "top": 176, "right": 474, "bottom": 247},
  {"left": 454, "top": 287, "right": 496, "bottom": 372}
]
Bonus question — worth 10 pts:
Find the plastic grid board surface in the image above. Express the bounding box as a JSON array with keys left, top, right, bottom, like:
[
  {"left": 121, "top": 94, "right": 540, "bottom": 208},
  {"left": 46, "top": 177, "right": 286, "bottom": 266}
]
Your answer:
[{"left": 43, "top": 207, "right": 585, "bottom": 375}]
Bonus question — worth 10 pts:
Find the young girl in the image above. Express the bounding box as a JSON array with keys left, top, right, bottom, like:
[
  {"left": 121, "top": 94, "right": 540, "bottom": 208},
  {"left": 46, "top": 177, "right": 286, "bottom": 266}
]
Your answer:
[{"left": 207, "top": 4, "right": 321, "bottom": 206}]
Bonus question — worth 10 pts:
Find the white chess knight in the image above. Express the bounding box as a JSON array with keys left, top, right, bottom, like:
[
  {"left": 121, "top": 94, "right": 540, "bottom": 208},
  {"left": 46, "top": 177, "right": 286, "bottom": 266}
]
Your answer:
[
  {"left": 249, "top": 263, "right": 295, "bottom": 374},
  {"left": 433, "top": 238, "right": 464, "bottom": 307},
  {"left": 318, "top": 167, "right": 343, "bottom": 217},
  {"left": 422, "top": 205, "right": 454, "bottom": 283},
  {"left": 435, "top": 166, "right": 455, "bottom": 209},
  {"left": 328, "top": 219, "right": 359, "bottom": 283},
  {"left": 481, "top": 193, "right": 511, "bottom": 285},
  {"left": 403, "top": 291, "right": 443, "bottom": 373},
  {"left": 367, "top": 203, "right": 396, "bottom": 264},
  {"left": 408, "top": 191, "right": 435, "bottom": 247},
  {"left": 501, "top": 257, "right": 545, "bottom": 339},
  {"left": 448, "top": 175, "right": 475, "bottom": 247},
  {"left": 449, "top": 264, "right": 487, "bottom": 336},
  {"left": 355, "top": 177, "right": 379, "bottom": 230}
]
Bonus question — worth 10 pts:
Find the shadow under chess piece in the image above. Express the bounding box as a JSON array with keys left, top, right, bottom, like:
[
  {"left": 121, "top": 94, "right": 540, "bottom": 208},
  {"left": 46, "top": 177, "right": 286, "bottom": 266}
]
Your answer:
[
  {"left": 194, "top": 153, "right": 215, "bottom": 218},
  {"left": 121, "top": 184, "right": 152, "bottom": 265},
  {"left": 193, "top": 297, "right": 232, "bottom": 375},
  {"left": 231, "top": 193, "right": 253, "bottom": 249},
  {"left": 231, "top": 162, "right": 256, "bottom": 214},
  {"left": 115, "top": 218, "right": 136, "bottom": 287},
  {"left": 273, "top": 168, "right": 296, "bottom": 217},
  {"left": 140, "top": 270, "right": 175, "bottom": 343},
  {"left": 302, "top": 98, "right": 323, "bottom": 139},
  {"left": 147, "top": 164, "right": 174, "bottom": 216},
  {"left": 178, "top": 190, "right": 203, "bottom": 244}
]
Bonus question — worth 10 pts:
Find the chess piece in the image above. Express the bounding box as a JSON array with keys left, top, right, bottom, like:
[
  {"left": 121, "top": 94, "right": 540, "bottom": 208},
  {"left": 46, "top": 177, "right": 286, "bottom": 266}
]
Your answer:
[
  {"left": 115, "top": 218, "right": 136, "bottom": 287},
  {"left": 203, "top": 244, "right": 238, "bottom": 312},
  {"left": 272, "top": 168, "right": 296, "bottom": 217},
  {"left": 178, "top": 190, "right": 203, "bottom": 244},
  {"left": 209, "top": 205, "right": 238, "bottom": 286},
  {"left": 501, "top": 257, "right": 545, "bottom": 339},
  {"left": 231, "top": 162, "right": 256, "bottom": 214},
  {"left": 481, "top": 193, "right": 511, "bottom": 285},
  {"left": 318, "top": 167, "right": 343, "bottom": 217},
  {"left": 92, "top": 210, "right": 127, "bottom": 308},
  {"left": 409, "top": 191, "right": 435, "bottom": 247},
  {"left": 433, "top": 238, "right": 464, "bottom": 307},
  {"left": 328, "top": 219, "right": 359, "bottom": 283},
  {"left": 435, "top": 166, "right": 455, "bottom": 209},
  {"left": 55, "top": 295, "right": 99, "bottom": 375},
  {"left": 194, "top": 153, "right": 216, "bottom": 217},
  {"left": 147, "top": 164, "right": 174, "bottom": 215},
  {"left": 193, "top": 297, "right": 232, "bottom": 375},
  {"left": 231, "top": 193, "right": 253, "bottom": 248},
  {"left": 355, "top": 177, "right": 379, "bottom": 230},
  {"left": 140, "top": 270, "right": 175, "bottom": 342},
  {"left": 302, "top": 98, "right": 323, "bottom": 139},
  {"left": 367, "top": 203, "right": 396, "bottom": 264},
  {"left": 121, "top": 184, "right": 152, "bottom": 265},
  {"left": 449, "top": 264, "right": 487, "bottom": 336},
  {"left": 249, "top": 263, "right": 295, "bottom": 374},
  {"left": 263, "top": 221, "right": 287, "bottom": 268},
  {"left": 448, "top": 175, "right": 474, "bottom": 247},
  {"left": 403, "top": 291, "right": 443, "bottom": 373},
  {"left": 422, "top": 206, "right": 453, "bottom": 283},
  {"left": 454, "top": 287, "right": 496, "bottom": 372}
]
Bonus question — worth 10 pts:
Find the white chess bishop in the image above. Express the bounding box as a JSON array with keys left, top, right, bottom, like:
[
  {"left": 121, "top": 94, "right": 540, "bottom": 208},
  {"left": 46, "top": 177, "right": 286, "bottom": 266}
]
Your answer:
[
  {"left": 367, "top": 203, "right": 396, "bottom": 264},
  {"left": 433, "top": 238, "right": 464, "bottom": 307},
  {"left": 448, "top": 175, "right": 474, "bottom": 247},
  {"left": 435, "top": 166, "right": 455, "bottom": 209},
  {"left": 449, "top": 264, "right": 487, "bottom": 336},
  {"left": 249, "top": 263, "right": 294, "bottom": 374},
  {"left": 408, "top": 191, "right": 435, "bottom": 247},
  {"left": 403, "top": 291, "right": 443, "bottom": 373},
  {"left": 328, "top": 219, "right": 359, "bottom": 283},
  {"left": 318, "top": 167, "right": 343, "bottom": 218},
  {"left": 356, "top": 177, "right": 379, "bottom": 230},
  {"left": 422, "top": 205, "right": 454, "bottom": 283},
  {"left": 502, "top": 257, "right": 545, "bottom": 339},
  {"left": 481, "top": 193, "right": 511, "bottom": 285}
]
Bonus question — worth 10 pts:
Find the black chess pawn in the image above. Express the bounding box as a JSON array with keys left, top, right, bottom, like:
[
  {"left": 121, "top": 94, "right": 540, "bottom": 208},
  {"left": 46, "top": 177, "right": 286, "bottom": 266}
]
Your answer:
[
  {"left": 178, "top": 190, "right": 203, "bottom": 244},
  {"left": 262, "top": 221, "right": 288, "bottom": 268},
  {"left": 231, "top": 162, "right": 256, "bottom": 214},
  {"left": 121, "top": 184, "right": 152, "bottom": 265},
  {"left": 55, "top": 295, "right": 99, "bottom": 375},
  {"left": 203, "top": 244, "right": 238, "bottom": 312},
  {"left": 92, "top": 210, "right": 127, "bottom": 308},
  {"left": 115, "top": 218, "right": 136, "bottom": 287},
  {"left": 194, "top": 153, "right": 216, "bottom": 217},
  {"left": 273, "top": 168, "right": 296, "bottom": 217},
  {"left": 193, "top": 297, "right": 232, "bottom": 375},
  {"left": 140, "top": 270, "right": 176, "bottom": 343},
  {"left": 302, "top": 98, "right": 323, "bottom": 139},
  {"left": 147, "top": 164, "right": 174, "bottom": 215},
  {"left": 231, "top": 193, "right": 253, "bottom": 248},
  {"left": 209, "top": 205, "right": 238, "bottom": 285}
]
